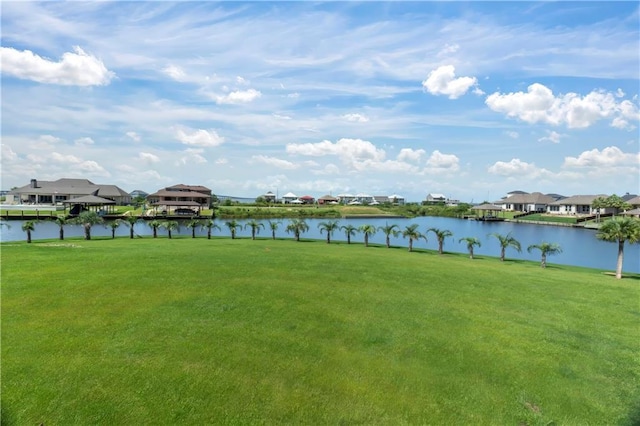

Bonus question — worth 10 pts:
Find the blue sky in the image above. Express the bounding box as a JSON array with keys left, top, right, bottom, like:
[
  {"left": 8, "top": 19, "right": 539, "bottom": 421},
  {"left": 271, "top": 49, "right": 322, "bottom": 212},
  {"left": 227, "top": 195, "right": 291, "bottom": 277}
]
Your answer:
[{"left": 1, "top": 1, "right": 638, "bottom": 202}]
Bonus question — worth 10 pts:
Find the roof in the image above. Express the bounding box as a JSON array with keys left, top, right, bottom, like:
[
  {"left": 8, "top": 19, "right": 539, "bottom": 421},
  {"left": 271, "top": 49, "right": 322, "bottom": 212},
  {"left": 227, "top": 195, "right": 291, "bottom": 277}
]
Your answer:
[
  {"left": 282, "top": 192, "right": 297, "bottom": 198},
  {"left": 622, "top": 208, "right": 640, "bottom": 216},
  {"left": 318, "top": 194, "right": 339, "bottom": 201},
  {"left": 150, "top": 200, "right": 202, "bottom": 206},
  {"left": 625, "top": 196, "right": 640, "bottom": 206},
  {"left": 472, "top": 203, "right": 502, "bottom": 210},
  {"left": 549, "top": 194, "right": 608, "bottom": 205},
  {"left": 388, "top": 194, "right": 404, "bottom": 199},
  {"left": 9, "top": 178, "right": 129, "bottom": 198},
  {"left": 299, "top": 195, "right": 315, "bottom": 200},
  {"left": 166, "top": 184, "right": 211, "bottom": 192},
  {"left": 503, "top": 192, "right": 556, "bottom": 204},
  {"left": 428, "top": 193, "right": 446, "bottom": 199},
  {"left": 148, "top": 189, "right": 211, "bottom": 198},
  {"left": 63, "top": 194, "right": 116, "bottom": 204}
]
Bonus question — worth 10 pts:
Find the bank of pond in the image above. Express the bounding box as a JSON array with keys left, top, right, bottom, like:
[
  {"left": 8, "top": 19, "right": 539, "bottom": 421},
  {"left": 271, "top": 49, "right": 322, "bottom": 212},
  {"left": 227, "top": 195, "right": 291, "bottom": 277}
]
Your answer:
[{"left": 2, "top": 216, "right": 639, "bottom": 275}]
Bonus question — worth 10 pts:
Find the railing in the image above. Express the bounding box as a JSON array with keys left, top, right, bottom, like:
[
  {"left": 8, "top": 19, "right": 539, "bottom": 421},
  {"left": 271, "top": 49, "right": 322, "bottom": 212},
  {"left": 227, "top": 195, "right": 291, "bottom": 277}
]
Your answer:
[{"left": 576, "top": 213, "right": 613, "bottom": 223}]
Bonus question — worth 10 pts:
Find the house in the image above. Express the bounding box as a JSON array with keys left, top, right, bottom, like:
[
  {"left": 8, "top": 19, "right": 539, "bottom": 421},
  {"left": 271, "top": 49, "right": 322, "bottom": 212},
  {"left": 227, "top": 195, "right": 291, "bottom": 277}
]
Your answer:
[
  {"left": 262, "top": 191, "right": 276, "bottom": 203},
  {"left": 6, "top": 178, "right": 131, "bottom": 205},
  {"left": 387, "top": 194, "right": 405, "bottom": 205},
  {"left": 147, "top": 184, "right": 212, "bottom": 213},
  {"left": 298, "top": 195, "right": 315, "bottom": 204},
  {"left": 281, "top": 192, "right": 298, "bottom": 204},
  {"left": 318, "top": 195, "right": 339, "bottom": 205},
  {"left": 497, "top": 192, "right": 558, "bottom": 213},
  {"left": 546, "top": 194, "right": 613, "bottom": 215},
  {"left": 336, "top": 193, "right": 355, "bottom": 204},
  {"left": 426, "top": 193, "right": 447, "bottom": 203}
]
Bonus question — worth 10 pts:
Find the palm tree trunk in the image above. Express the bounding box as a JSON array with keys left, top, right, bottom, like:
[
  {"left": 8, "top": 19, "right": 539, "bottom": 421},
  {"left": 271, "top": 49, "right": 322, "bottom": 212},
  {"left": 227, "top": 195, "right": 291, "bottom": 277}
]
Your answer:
[
  {"left": 347, "top": 235, "right": 351, "bottom": 244},
  {"left": 500, "top": 248, "right": 505, "bottom": 261},
  {"left": 130, "top": 228, "right": 134, "bottom": 239},
  {"left": 168, "top": 230, "right": 172, "bottom": 239},
  {"left": 386, "top": 237, "right": 390, "bottom": 248},
  {"left": 438, "top": 240, "right": 443, "bottom": 254},
  {"left": 469, "top": 248, "right": 474, "bottom": 259},
  {"left": 85, "top": 226, "right": 91, "bottom": 240},
  {"left": 409, "top": 239, "right": 413, "bottom": 252},
  {"left": 616, "top": 240, "right": 624, "bottom": 279},
  {"left": 27, "top": 230, "right": 31, "bottom": 243},
  {"left": 153, "top": 228, "right": 158, "bottom": 238},
  {"left": 59, "top": 228, "right": 64, "bottom": 240},
  {"left": 207, "top": 230, "right": 211, "bottom": 239},
  {"left": 541, "top": 253, "right": 547, "bottom": 268},
  {"left": 364, "top": 234, "right": 369, "bottom": 247}
]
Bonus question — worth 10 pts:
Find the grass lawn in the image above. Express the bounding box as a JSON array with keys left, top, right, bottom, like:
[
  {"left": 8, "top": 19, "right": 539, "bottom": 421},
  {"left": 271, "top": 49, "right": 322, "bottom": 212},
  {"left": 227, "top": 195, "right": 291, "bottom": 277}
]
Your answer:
[
  {"left": 514, "top": 213, "right": 579, "bottom": 224},
  {"left": 2, "top": 237, "right": 639, "bottom": 424}
]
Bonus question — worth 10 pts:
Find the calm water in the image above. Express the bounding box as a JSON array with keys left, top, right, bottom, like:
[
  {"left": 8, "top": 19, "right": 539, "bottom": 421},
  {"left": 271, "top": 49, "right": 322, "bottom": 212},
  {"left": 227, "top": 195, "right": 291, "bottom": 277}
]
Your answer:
[{"left": 1, "top": 217, "right": 638, "bottom": 273}]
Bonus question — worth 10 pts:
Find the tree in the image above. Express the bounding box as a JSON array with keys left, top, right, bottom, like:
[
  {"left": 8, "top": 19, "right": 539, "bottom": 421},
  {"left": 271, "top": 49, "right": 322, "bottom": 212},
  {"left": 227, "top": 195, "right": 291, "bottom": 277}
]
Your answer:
[
  {"left": 358, "top": 224, "right": 377, "bottom": 247},
  {"left": 459, "top": 237, "right": 481, "bottom": 259},
  {"left": 22, "top": 220, "right": 36, "bottom": 243},
  {"left": 54, "top": 215, "right": 70, "bottom": 240},
  {"left": 340, "top": 224, "right": 358, "bottom": 244},
  {"left": 527, "top": 242, "right": 563, "bottom": 268},
  {"left": 378, "top": 223, "right": 399, "bottom": 248},
  {"left": 161, "top": 220, "right": 179, "bottom": 239},
  {"left": 245, "top": 219, "right": 265, "bottom": 240},
  {"left": 490, "top": 232, "right": 522, "bottom": 262},
  {"left": 225, "top": 220, "right": 241, "bottom": 239},
  {"left": 202, "top": 219, "right": 220, "bottom": 239},
  {"left": 267, "top": 220, "right": 281, "bottom": 240},
  {"left": 402, "top": 224, "right": 425, "bottom": 252},
  {"left": 187, "top": 218, "right": 201, "bottom": 238},
  {"left": 596, "top": 217, "right": 640, "bottom": 279},
  {"left": 428, "top": 227, "right": 453, "bottom": 254},
  {"left": 148, "top": 219, "right": 162, "bottom": 238},
  {"left": 74, "top": 211, "right": 104, "bottom": 240},
  {"left": 107, "top": 219, "right": 122, "bottom": 239},
  {"left": 286, "top": 219, "right": 309, "bottom": 242},
  {"left": 123, "top": 215, "right": 140, "bottom": 239},
  {"left": 318, "top": 220, "right": 340, "bottom": 244}
]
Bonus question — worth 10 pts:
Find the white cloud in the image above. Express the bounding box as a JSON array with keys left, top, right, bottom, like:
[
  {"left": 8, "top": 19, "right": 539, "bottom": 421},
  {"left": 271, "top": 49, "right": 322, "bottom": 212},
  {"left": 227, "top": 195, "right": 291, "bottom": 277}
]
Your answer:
[
  {"left": 343, "top": 113, "right": 369, "bottom": 123},
  {"left": 215, "top": 158, "right": 229, "bottom": 165},
  {"left": 505, "top": 131, "right": 519, "bottom": 139},
  {"left": 563, "top": 146, "right": 640, "bottom": 168},
  {"left": 215, "top": 89, "right": 261, "bottom": 104},
  {"left": 139, "top": 152, "right": 160, "bottom": 163},
  {"left": 126, "top": 131, "right": 141, "bottom": 142},
  {"left": 488, "top": 158, "right": 540, "bottom": 176},
  {"left": 251, "top": 155, "right": 299, "bottom": 170},
  {"left": 437, "top": 43, "right": 460, "bottom": 57},
  {"left": 174, "top": 127, "right": 225, "bottom": 147},
  {"left": 162, "top": 64, "right": 186, "bottom": 81},
  {"left": 538, "top": 130, "right": 562, "bottom": 144},
  {"left": 486, "top": 83, "right": 640, "bottom": 129},
  {"left": 236, "top": 76, "right": 249, "bottom": 85},
  {"left": 51, "top": 152, "right": 82, "bottom": 164},
  {"left": 311, "top": 163, "right": 341, "bottom": 176},
  {"left": 286, "top": 138, "right": 386, "bottom": 163},
  {"left": 422, "top": 65, "right": 478, "bottom": 99},
  {"left": 0, "top": 46, "right": 114, "bottom": 86},
  {"left": 426, "top": 150, "right": 460, "bottom": 171},
  {"left": 50, "top": 151, "right": 109, "bottom": 176},
  {"left": 273, "top": 113, "right": 292, "bottom": 120},
  {"left": 1, "top": 144, "right": 18, "bottom": 162},
  {"left": 397, "top": 148, "right": 425, "bottom": 163},
  {"left": 74, "top": 137, "right": 94, "bottom": 146},
  {"left": 177, "top": 148, "right": 207, "bottom": 165}
]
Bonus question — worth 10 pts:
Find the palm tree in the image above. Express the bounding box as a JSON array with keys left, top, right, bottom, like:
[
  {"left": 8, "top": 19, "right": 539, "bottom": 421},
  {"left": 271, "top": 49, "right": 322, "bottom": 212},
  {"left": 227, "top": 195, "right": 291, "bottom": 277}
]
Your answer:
[
  {"left": 267, "top": 220, "right": 281, "bottom": 240},
  {"left": 225, "top": 220, "right": 241, "bottom": 239},
  {"left": 245, "top": 219, "right": 265, "bottom": 240},
  {"left": 490, "top": 232, "right": 522, "bottom": 261},
  {"left": 286, "top": 218, "right": 309, "bottom": 242},
  {"left": 402, "top": 224, "right": 425, "bottom": 252},
  {"left": 161, "top": 220, "right": 179, "bottom": 239},
  {"left": 22, "top": 220, "right": 36, "bottom": 243},
  {"left": 318, "top": 220, "right": 340, "bottom": 244},
  {"left": 358, "top": 224, "right": 377, "bottom": 247},
  {"left": 340, "top": 224, "right": 358, "bottom": 244},
  {"left": 74, "top": 211, "right": 104, "bottom": 240},
  {"left": 54, "top": 215, "right": 70, "bottom": 240},
  {"left": 428, "top": 228, "right": 453, "bottom": 254},
  {"left": 596, "top": 217, "right": 640, "bottom": 279},
  {"left": 123, "top": 215, "right": 140, "bottom": 239},
  {"left": 202, "top": 219, "right": 221, "bottom": 239},
  {"left": 186, "top": 218, "right": 201, "bottom": 238},
  {"left": 459, "top": 237, "right": 481, "bottom": 259},
  {"left": 378, "top": 223, "right": 399, "bottom": 248},
  {"left": 107, "top": 219, "right": 122, "bottom": 239},
  {"left": 527, "top": 242, "right": 563, "bottom": 268},
  {"left": 148, "top": 219, "right": 162, "bottom": 238}
]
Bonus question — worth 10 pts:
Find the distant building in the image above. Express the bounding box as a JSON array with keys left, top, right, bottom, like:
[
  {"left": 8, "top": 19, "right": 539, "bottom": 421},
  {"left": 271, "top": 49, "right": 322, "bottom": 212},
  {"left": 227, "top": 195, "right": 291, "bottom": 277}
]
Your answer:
[
  {"left": 130, "top": 189, "right": 149, "bottom": 199},
  {"left": 426, "top": 193, "right": 447, "bottom": 203}
]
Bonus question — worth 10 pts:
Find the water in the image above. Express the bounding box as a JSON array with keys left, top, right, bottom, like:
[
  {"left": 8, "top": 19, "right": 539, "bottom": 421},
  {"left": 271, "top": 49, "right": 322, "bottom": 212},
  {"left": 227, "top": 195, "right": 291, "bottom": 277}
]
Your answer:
[{"left": 1, "top": 217, "right": 638, "bottom": 273}]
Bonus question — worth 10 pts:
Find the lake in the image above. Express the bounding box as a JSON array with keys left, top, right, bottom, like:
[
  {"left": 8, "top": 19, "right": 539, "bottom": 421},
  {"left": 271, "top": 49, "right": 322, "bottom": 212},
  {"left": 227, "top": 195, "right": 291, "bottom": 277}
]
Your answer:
[{"left": 1, "top": 216, "right": 638, "bottom": 273}]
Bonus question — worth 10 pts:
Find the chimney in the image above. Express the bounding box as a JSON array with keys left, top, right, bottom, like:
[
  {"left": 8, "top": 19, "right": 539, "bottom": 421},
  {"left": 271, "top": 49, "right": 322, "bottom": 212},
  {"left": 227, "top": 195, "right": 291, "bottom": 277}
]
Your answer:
[{"left": 30, "top": 179, "right": 37, "bottom": 188}]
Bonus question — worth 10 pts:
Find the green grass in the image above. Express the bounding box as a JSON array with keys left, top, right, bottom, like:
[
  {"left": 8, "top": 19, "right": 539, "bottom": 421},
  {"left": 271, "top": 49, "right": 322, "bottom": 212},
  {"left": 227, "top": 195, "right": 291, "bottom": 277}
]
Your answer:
[
  {"left": 514, "top": 213, "right": 579, "bottom": 224},
  {"left": 2, "top": 238, "right": 639, "bottom": 425}
]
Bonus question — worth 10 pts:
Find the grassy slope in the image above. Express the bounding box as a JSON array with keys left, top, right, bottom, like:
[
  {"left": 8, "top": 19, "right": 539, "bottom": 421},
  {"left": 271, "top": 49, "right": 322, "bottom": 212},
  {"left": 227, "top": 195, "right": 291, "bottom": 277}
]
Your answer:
[{"left": 2, "top": 238, "right": 639, "bottom": 425}]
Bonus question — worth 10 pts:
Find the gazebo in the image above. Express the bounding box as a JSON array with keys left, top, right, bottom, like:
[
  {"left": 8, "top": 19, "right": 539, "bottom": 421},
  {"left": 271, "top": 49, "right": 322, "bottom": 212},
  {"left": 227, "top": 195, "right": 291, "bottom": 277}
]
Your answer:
[
  {"left": 471, "top": 203, "right": 504, "bottom": 221},
  {"left": 63, "top": 194, "right": 116, "bottom": 215}
]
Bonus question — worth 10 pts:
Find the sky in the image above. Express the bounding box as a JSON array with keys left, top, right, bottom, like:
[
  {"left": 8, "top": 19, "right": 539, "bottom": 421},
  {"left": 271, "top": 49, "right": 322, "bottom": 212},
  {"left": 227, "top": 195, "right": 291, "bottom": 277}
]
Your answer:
[{"left": 1, "top": 1, "right": 639, "bottom": 203}]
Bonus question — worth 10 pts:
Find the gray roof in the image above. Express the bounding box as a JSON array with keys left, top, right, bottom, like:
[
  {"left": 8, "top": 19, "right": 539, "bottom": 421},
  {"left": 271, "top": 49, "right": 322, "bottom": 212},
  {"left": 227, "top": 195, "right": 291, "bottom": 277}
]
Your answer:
[
  {"left": 622, "top": 208, "right": 640, "bottom": 215},
  {"left": 472, "top": 203, "right": 502, "bottom": 211},
  {"left": 148, "top": 189, "right": 211, "bottom": 198},
  {"left": 63, "top": 194, "right": 116, "bottom": 204},
  {"left": 625, "top": 196, "right": 640, "bottom": 206},
  {"left": 9, "top": 178, "right": 130, "bottom": 198},
  {"left": 549, "top": 194, "right": 608, "bottom": 205},
  {"left": 502, "top": 192, "right": 556, "bottom": 204}
]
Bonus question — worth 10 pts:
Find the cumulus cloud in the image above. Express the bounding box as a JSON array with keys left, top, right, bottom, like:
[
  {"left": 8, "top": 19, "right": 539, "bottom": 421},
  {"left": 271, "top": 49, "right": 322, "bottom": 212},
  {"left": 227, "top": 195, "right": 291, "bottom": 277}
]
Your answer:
[
  {"left": 426, "top": 150, "right": 460, "bottom": 171},
  {"left": 162, "top": 64, "right": 186, "bottom": 81},
  {"left": 422, "top": 65, "right": 478, "bottom": 99},
  {"left": 177, "top": 148, "right": 207, "bottom": 165},
  {"left": 343, "top": 113, "right": 369, "bottom": 123},
  {"left": 0, "top": 46, "right": 114, "bottom": 86},
  {"left": 287, "top": 138, "right": 386, "bottom": 163},
  {"left": 485, "top": 83, "right": 640, "bottom": 129},
  {"left": 397, "top": 148, "right": 425, "bottom": 163},
  {"left": 488, "top": 158, "right": 543, "bottom": 176},
  {"left": 563, "top": 146, "right": 640, "bottom": 168},
  {"left": 74, "top": 137, "right": 94, "bottom": 146},
  {"left": 215, "top": 89, "right": 261, "bottom": 104},
  {"left": 437, "top": 43, "right": 460, "bottom": 57},
  {"left": 174, "top": 127, "right": 224, "bottom": 147},
  {"left": 505, "top": 131, "right": 519, "bottom": 139},
  {"left": 538, "top": 130, "right": 562, "bottom": 144},
  {"left": 1, "top": 144, "right": 18, "bottom": 162},
  {"left": 50, "top": 151, "right": 109, "bottom": 175},
  {"left": 251, "top": 155, "right": 299, "bottom": 170},
  {"left": 139, "top": 152, "right": 160, "bottom": 163}
]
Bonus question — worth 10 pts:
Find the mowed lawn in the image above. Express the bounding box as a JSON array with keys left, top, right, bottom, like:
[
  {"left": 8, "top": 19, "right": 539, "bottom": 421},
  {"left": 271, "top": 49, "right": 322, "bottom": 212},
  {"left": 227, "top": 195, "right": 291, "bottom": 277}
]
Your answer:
[{"left": 2, "top": 237, "right": 639, "bottom": 425}]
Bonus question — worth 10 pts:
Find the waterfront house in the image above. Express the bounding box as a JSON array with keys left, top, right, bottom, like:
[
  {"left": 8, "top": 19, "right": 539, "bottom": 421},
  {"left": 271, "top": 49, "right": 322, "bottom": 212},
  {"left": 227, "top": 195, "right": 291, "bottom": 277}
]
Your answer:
[
  {"left": 147, "top": 184, "right": 212, "bottom": 214},
  {"left": 6, "top": 178, "right": 131, "bottom": 205},
  {"left": 426, "top": 193, "right": 447, "bottom": 203},
  {"left": 318, "top": 195, "right": 339, "bottom": 205},
  {"left": 497, "top": 192, "right": 558, "bottom": 213},
  {"left": 281, "top": 192, "right": 298, "bottom": 204},
  {"left": 546, "top": 194, "right": 612, "bottom": 215}
]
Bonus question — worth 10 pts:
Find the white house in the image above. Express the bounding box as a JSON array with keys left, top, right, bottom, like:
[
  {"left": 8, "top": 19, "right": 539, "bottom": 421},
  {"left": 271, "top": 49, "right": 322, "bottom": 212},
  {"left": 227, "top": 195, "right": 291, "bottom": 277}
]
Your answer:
[
  {"left": 546, "top": 194, "right": 611, "bottom": 215},
  {"left": 426, "top": 193, "right": 447, "bottom": 203},
  {"left": 281, "top": 192, "right": 298, "bottom": 204}
]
